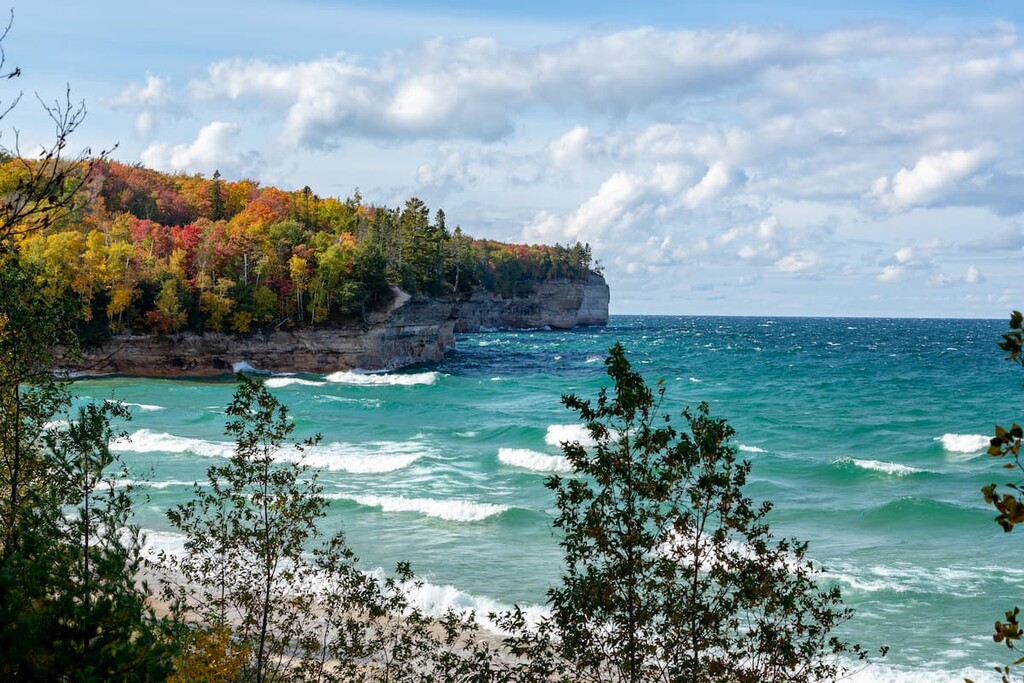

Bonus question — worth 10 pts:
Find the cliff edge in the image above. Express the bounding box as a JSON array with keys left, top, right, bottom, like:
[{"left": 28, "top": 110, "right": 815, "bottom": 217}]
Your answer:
[
  {"left": 73, "top": 274, "right": 609, "bottom": 377},
  {"left": 453, "top": 273, "right": 610, "bottom": 332}
]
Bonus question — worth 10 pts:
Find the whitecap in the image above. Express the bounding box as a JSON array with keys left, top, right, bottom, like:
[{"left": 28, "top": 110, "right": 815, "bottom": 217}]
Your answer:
[
  {"left": 111, "top": 478, "right": 197, "bottom": 490},
  {"left": 834, "top": 456, "right": 924, "bottom": 476},
  {"left": 399, "top": 576, "right": 549, "bottom": 631},
  {"left": 936, "top": 433, "right": 990, "bottom": 454},
  {"left": 325, "top": 370, "right": 440, "bottom": 386},
  {"left": 317, "top": 396, "right": 382, "bottom": 408},
  {"left": 339, "top": 494, "right": 509, "bottom": 522},
  {"left": 737, "top": 443, "right": 766, "bottom": 453},
  {"left": 689, "top": 377, "right": 702, "bottom": 383},
  {"left": 841, "top": 663, "right": 988, "bottom": 683},
  {"left": 265, "top": 377, "right": 326, "bottom": 388},
  {"left": 297, "top": 442, "right": 424, "bottom": 473},
  {"left": 232, "top": 361, "right": 269, "bottom": 374},
  {"left": 498, "top": 448, "right": 573, "bottom": 472},
  {"left": 545, "top": 424, "right": 596, "bottom": 448},
  {"left": 585, "top": 356, "right": 602, "bottom": 364},
  {"left": 106, "top": 399, "right": 164, "bottom": 412},
  {"left": 111, "top": 429, "right": 235, "bottom": 458}
]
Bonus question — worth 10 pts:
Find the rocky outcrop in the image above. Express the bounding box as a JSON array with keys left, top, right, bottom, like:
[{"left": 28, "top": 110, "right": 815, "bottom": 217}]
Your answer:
[
  {"left": 452, "top": 273, "right": 610, "bottom": 332},
  {"left": 75, "top": 288, "right": 457, "bottom": 377},
  {"left": 72, "top": 274, "right": 610, "bottom": 377}
]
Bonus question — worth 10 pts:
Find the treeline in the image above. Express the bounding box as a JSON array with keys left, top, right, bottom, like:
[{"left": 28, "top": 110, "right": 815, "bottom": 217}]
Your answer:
[{"left": 9, "top": 160, "right": 595, "bottom": 339}]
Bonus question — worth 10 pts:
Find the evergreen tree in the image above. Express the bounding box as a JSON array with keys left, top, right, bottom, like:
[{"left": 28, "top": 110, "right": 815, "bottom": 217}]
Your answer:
[{"left": 501, "top": 343, "right": 878, "bottom": 682}]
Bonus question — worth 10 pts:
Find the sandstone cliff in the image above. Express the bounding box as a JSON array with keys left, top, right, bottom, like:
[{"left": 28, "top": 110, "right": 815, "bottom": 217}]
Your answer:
[
  {"left": 75, "top": 288, "right": 457, "bottom": 377},
  {"left": 73, "top": 274, "right": 609, "bottom": 377},
  {"left": 452, "top": 273, "right": 610, "bottom": 332}
]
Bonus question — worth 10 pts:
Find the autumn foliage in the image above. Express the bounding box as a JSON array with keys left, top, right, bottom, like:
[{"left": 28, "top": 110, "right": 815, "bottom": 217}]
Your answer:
[{"left": 9, "top": 160, "right": 596, "bottom": 339}]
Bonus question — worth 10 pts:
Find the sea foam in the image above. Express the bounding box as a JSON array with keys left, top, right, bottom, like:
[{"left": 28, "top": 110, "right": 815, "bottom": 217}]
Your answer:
[
  {"left": 937, "top": 433, "right": 990, "bottom": 454},
  {"left": 498, "top": 448, "right": 573, "bottom": 472},
  {"left": 106, "top": 399, "right": 164, "bottom": 412},
  {"left": 298, "top": 442, "right": 425, "bottom": 473},
  {"left": 112, "top": 429, "right": 423, "bottom": 473},
  {"left": 325, "top": 370, "right": 440, "bottom": 386},
  {"left": 545, "top": 424, "right": 596, "bottom": 447},
  {"left": 834, "top": 457, "right": 925, "bottom": 476},
  {"left": 342, "top": 494, "right": 509, "bottom": 522},
  {"left": 111, "top": 429, "right": 235, "bottom": 458},
  {"left": 737, "top": 443, "right": 766, "bottom": 453},
  {"left": 265, "top": 377, "right": 326, "bottom": 388}
]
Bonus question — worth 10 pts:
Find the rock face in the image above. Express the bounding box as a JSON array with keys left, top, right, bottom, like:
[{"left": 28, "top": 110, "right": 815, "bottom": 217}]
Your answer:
[
  {"left": 76, "top": 288, "right": 457, "bottom": 377},
  {"left": 452, "top": 273, "right": 610, "bottom": 332},
  {"left": 73, "top": 274, "right": 610, "bottom": 377}
]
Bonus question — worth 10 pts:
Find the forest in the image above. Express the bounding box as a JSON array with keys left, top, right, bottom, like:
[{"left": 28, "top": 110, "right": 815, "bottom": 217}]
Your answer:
[{"left": 5, "top": 159, "right": 596, "bottom": 341}]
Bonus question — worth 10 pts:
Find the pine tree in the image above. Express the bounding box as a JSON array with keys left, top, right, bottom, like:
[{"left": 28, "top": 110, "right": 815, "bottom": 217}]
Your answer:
[{"left": 502, "top": 343, "right": 878, "bottom": 682}]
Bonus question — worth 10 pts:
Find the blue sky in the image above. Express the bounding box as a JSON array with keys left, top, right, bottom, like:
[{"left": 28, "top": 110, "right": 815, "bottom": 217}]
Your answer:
[{"left": 4, "top": 1, "right": 1023, "bottom": 316}]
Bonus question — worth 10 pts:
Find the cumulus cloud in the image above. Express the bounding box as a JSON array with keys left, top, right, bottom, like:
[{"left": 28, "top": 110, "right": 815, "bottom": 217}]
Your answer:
[
  {"left": 141, "top": 121, "right": 261, "bottom": 177},
  {"left": 872, "top": 148, "right": 991, "bottom": 211},
  {"left": 774, "top": 250, "right": 822, "bottom": 273},
  {"left": 416, "top": 149, "right": 475, "bottom": 194},
  {"left": 105, "top": 75, "right": 185, "bottom": 137},
  {"left": 548, "top": 126, "right": 593, "bottom": 171},
  {"left": 683, "top": 163, "right": 731, "bottom": 209},
  {"left": 183, "top": 24, "right": 1020, "bottom": 152}
]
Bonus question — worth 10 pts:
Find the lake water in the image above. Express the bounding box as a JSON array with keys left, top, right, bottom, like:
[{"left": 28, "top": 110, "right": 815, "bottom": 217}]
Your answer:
[{"left": 71, "top": 315, "right": 1024, "bottom": 681}]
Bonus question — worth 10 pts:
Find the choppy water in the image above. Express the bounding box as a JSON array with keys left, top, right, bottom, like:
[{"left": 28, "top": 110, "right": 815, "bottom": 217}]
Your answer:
[{"left": 71, "top": 316, "right": 1024, "bottom": 681}]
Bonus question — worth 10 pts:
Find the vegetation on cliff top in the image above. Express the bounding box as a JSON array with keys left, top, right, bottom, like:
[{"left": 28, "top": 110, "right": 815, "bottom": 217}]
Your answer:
[{"left": 7, "top": 159, "right": 596, "bottom": 341}]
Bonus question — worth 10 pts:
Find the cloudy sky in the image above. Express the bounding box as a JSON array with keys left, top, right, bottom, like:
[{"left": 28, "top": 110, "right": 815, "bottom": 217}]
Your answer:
[{"left": 5, "top": 0, "right": 1023, "bottom": 316}]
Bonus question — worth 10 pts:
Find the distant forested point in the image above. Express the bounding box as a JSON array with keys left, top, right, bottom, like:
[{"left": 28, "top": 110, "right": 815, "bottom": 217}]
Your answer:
[{"left": 5, "top": 160, "right": 597, "bottom": 341}]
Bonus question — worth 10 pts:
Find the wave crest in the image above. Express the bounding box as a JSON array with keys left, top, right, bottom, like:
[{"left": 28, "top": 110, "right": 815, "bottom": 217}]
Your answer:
[
  {"left": 937, "top": 433, "right": 989, "bottom": 454},
  {"left": 833, "top": 456, "right": 925, "bottom": 476},
  {"left": 265, "top": 377, "right": 326, "bottom": 388},
  {"left": 341, "top": 494, "right": 509, "bottom": 522},
  {"left": 545, "top": 424, "right": 596, "bottom": 448},
  {"left": 498, "top": 448, "right": 573, "bottom": 472},
  {"left": 111, "top": 429, "right": 235, "bottom": 458},
  {"left": 325, "top": 370, "right": 440, "bottom": 386},
  {"left": 300, "top": 442, "right": 425, "bottom": 473}
]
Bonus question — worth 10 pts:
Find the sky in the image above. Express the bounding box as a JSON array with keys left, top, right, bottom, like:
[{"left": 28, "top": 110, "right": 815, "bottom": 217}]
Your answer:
[{"left": 3, "top": 0, "right": 1023, "bottom": 317}]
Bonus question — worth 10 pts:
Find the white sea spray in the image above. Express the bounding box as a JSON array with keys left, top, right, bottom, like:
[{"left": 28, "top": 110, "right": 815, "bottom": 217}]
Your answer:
[
  {"left": 498, "top": 448, "right": 573, "bottom": 472},
  {"left": 325, "top": 370, "right": 440, "bottom": 386},
  {"left": 339, "top": 494, "right": 509, "bottom": 522}
]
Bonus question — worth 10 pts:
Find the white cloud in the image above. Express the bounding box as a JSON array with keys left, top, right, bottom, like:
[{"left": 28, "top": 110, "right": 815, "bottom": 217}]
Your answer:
[
  {"left": 774, "top": 250, "right": 821, "bottom": 273},
  {"left": 894, "top": 246, "right": 914, "bottom": 263},
  {"left": 416, "top": 150, "right": 474, "bottom": 194},
  {"left": 105, "top": 75, "right": 184, "bottom": 138},
  {"left": 683, "top": 163, "right": 731, "bottom": 209},
  {"left": 877, "top": 264, "right": 905, "bottom": 283},
  {"left": 872, "top": 148, "right": 990, "bottom": 211},
  {"left": 548, "top": 126, "right": 592, "bottom": 170},
  {"left": 965, "top": 264, "right": 985, "bottom": 284},
  {"left": 140, "top": 122, "right": 260, "bottom": 177}
]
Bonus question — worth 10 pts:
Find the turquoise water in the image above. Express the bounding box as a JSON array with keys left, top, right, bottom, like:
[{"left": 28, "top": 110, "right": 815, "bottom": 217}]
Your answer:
[{"left": 73, "top": 316, "right": 1024, "bottom": 681}]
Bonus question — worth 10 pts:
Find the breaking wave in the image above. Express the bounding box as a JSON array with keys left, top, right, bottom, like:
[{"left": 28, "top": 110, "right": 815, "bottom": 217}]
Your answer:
[
  {"left": 340, "top": 494, "right": 509, "bottom": 522},
  {"left": 833, "top": 457, "right": 926, "bottom": 476},
  {"left": 937, "top": 433, "right": 990, "bottom": 454},
  {"left": 545, "top": 424, "right": 596, "bottom": 447},
  {"left": 498, "top": 448, "right": 573, "bottom": 472},
  {"left": 265, "top": 377, "right": 326, "bottom": 388},
  {"left": 325, "top": 370, "right": 441, "bottom": 386}
]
